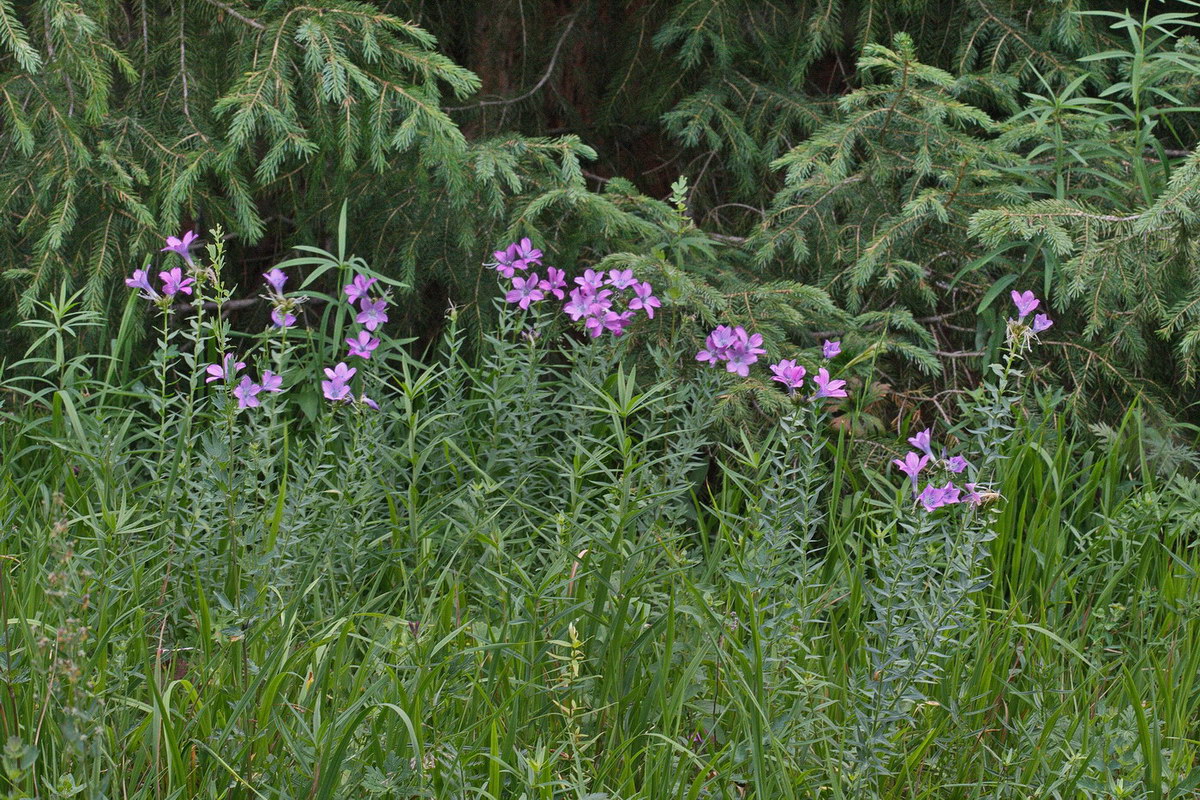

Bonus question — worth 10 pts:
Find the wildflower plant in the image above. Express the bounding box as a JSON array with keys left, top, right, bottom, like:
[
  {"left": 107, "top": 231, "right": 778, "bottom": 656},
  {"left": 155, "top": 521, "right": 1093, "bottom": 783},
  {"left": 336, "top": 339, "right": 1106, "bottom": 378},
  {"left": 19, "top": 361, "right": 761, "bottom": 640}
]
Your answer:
[{"left": 850, "top": 289, "right": 1056, "bottom": 789}]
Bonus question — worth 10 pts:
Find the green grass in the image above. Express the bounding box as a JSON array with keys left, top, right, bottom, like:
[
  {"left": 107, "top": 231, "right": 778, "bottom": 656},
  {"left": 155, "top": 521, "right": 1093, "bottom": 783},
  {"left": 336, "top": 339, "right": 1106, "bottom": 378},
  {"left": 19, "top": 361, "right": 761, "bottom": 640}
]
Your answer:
[{"left": 2, "top": 286, "right": 1200, "bottom": 800}]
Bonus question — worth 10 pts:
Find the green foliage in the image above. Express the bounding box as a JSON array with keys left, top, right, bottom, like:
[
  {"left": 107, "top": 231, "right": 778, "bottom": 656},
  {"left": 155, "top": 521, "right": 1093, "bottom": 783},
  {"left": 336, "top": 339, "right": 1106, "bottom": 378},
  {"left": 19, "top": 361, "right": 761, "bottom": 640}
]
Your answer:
[{"left": 3, "top": 240, "right": 1200, "bottom": 798}]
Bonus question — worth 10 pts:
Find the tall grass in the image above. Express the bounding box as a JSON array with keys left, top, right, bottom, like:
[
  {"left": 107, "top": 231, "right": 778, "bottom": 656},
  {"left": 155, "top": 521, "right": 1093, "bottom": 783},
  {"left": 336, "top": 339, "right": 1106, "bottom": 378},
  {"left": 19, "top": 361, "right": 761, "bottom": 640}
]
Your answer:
[{"left": 1, "top": 245, "right": 1199, "bottom": 799}]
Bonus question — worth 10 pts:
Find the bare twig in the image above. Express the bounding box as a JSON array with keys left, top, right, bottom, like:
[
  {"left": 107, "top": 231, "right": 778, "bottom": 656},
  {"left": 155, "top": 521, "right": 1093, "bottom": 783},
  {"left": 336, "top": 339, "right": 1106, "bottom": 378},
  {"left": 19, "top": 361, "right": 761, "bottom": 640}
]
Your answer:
[
  {"left": 445, "top": 13, "right": 580, "bottom": 111},
  {"left": 203, "top": 0, "right": 265, "bottom": 30}
]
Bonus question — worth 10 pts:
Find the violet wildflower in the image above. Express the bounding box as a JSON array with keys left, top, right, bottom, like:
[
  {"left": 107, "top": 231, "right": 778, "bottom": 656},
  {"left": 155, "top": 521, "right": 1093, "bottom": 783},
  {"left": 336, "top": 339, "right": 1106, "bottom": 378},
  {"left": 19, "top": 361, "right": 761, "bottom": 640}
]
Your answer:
[
  {"left": 271, "top": 307, "right": 297, "bottom": 329},
  {"left": 946, "top": 455, "right": 969, "bottom": 473},
  {"left": 359, "top": 394, "right": 379, "bottom": 410},
  {"left": 907, "top": 429, "right": 934, "bottom": 458},
  {"left": 724, "top": 328, "right": 765, "bottom": 377},
  {"left": 574, "top": 269, "right": 607, "bottom": 294},
  {"left": 605, "top": 310, "right": 635, "bottom": 336},
  {"left": 939, "top": 481, "right": 962, "bottom": 505},
  {"left": 917, "top": 484, "right": 946, "bottom": 511},
  {"left": 607, "top": 269, "right": 637, "bottom": 290},
  {"left": 324, "top": 362, "right": 356, "bottom": 384},
  {"left": 205, "top": 354, "right": 246, "bottom": 384},
  {"left": 769, "top": 359, "right": 806, "bottom": 393},
  {"left": 540, "top": 267, "right": 567, "bottom": 300},
  {"left": 346, "top": 330, "right": 380, "bottom": 359},
  {"left": 564, "top": 287, "right": 593, "bottom": 321},
  {"left": 512, "top": 238, "right": 542, "bottom": 270},
  {"left": 159, "top": 267, "right": 194, "bottom": 297},
  {"left": 493, "top": 243, "right": 521, "bottom": 278},
  {"left": 321, "top": 362, "right": 356, "bottom": 402},
  {"left": 1010, "top": 290, "right": 1040, "bottom": 319},
  {"left": 628, "top": 281, "right": 661, "bottom": 318},
  {"left": 344, "top": 274, "right": 378, "bottom": 304},
  {"left": 263, "top": 268, "right": 288, "bottom": 295},
  {"left": 811, "top": 367, "right": 848, "bottom": 399},
  {"left": 892, "top": 452, "right": 930, "bottom": 492},
  {"left": 261, "top": 371, "right": 284, "bottom": 393},
  {"left": 357, "top": 297, "right": 389, "bottom": 331},
  {"left": 233, "top": 376, "right": 263, "bottom": 409},
  {"left": 584, "top": 311, "right": 615, "bottom": 338},
  {"left": 696, "top": 325, "right": 739, "bottom": 366},
  {"left": 161, "top": 231, "right": 198, "bottom": 265},
  {"left": 963, "top": 483, "right": 983, "bottom": 506},
  {"left": 822, "top": 339, "right": 842, "bottom": 359},
  {"left": 125, "top": 268, "right": 159, "bottom": 300},
  {"left": 1032, "top": 313, "right": 1053, "bottom": 334},
  {"left": 506, "top": 273, "right": 545, "bottom": 309}
]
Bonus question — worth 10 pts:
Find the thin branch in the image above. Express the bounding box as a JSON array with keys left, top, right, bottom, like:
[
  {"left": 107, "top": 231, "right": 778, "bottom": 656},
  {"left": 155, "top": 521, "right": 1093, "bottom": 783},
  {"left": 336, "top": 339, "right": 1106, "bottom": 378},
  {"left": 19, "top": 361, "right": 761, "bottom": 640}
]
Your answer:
[
  {"left": 203, "top": 0, "right": 265, "bottom": 30},
  {"left": 444, "top": 12, "right": 580, "bottom": 111}
]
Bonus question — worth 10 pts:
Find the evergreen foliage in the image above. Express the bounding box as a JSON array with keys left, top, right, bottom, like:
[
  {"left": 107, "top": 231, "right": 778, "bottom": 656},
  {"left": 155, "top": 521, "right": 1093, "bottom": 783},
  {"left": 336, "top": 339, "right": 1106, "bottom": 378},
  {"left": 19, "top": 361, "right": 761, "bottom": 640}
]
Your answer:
[{"left": 7, "top": 1, "right": 1200, "bottom": 414}]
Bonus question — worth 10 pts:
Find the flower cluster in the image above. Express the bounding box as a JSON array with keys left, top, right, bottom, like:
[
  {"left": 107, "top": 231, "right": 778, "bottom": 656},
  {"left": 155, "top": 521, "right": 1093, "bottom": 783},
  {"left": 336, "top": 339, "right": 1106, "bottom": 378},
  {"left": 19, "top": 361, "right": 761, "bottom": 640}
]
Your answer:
[
  {"left": 694, "top": 324, "right": 848, "bottom": 403},
  {"left": 321, "top": 273, "right": 386, "bottom": 408},
  {"left": 125, "top": 265, "right": 195, "bottom": 303},
  {"left": 696, "top": 325, "right": 766, "bottom": 377},
  {"left": 205, "top": 353, "right": 283, "bottom": 410},
  {"left": 490, "top": 240, "right": 661, "bottom": 338},
  {"left": 1007, "top": 289, "right": 1053, "bottom": 350},
  {"left": 769, "top": 339, "right": 847, "bottom": 400},
  {"left": 891, "top": 427, "right": 982, "bottom": 511}
]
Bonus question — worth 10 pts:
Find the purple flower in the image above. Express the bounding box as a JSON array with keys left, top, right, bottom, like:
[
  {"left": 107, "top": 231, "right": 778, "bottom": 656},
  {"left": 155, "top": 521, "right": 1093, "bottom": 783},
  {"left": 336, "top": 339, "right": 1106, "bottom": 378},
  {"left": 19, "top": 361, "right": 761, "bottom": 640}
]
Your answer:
[
  {"left": 628, "top": 282, "right": 661, "bottom": 319},
  {"left": 574, "top": 269, "right": 607, "bottom": 294},
  {"left": 822, "top": 340, "right": 841, "bottom": 359},
  {"left": 512, "top": 238, "right": 542, "bottom": 270},
  {"left": 321, "top": 362, "right": 356, "bottom": 401},
  {"left": 161, "top": 231, "right": 198, "bottom": 265},
  {"left": 940, "top": 482, "right": 962, "bottom": 505},
  {"left": 493, "top": 243, "right": 521, "bottom": 278},
  {"left": 607, "top": 269, "right": 637, "bottom": 290},
  {"left": 566, "top": 288, "right": 612, "bottom": 322},
  {"left": 346, "top": 330, "right": 380, "bottom": 359},
  {"left": 271, "top": 307, "right": 297, "bottom": 329},
  {"left": 917, "top": 484, "right": 946, "bottom": 511},
  {"left": 344, "top": 274, "right": 378, "bottom": 304},
  {"left": 356, "top": 297, "right": 389, "bottom": 331},
  {"left": 584, "top": 310, "right": 617, "bottom": 338},
  {"left": 564, "top": 288, "right": 592, "bottom": 321},
  {"left": 725, "top": 329, "right": 766, "bottom": 377},
  {"left": 261, "top": 371, "right": 284, "bottom": 393},
  {"left": 506, "top": 272, "right": 545, "bottom": 309},
  {"left": 696, "top": 325, "right": 740, "bottom": 366},
  {"left": 324, "top": 362, "right": 356, "bottom": 383},
  {"left": 1011, "top": 290, "right": 1040, "bottom": 319},
  {"left": 946, "top": 455, "right": 969, "bottom": 473},
  {"left": 907, "top": 429, "right": 934, "bottom": 458},
  {"left": 233, "top": 375, "right": 262, "bottom": 409},
  {"left": 769, "top": 359, "right": 807, "bottom": 393},
  {"left": 917, "top": 482, "right": 963, "bottom": 511},
  {"left": 892, "top": 451, "right": 930, "bottom": 492},
  {"left": 205, "top": 354, "right": 246, "bottom": 384},
  {"left": 263, "top": 268, "right": 287, "bottom": 295},
  {"left": 159, "top": 267, "right": 194, "bottom": 297},
  {"left": 1032, "top": 314, "right": 1053, "bottom": 334},
  {"left": 606, "top": 310, "right": 635, "bottom": 336},
  {"left": 125, "top": 268, "right": 159, "bottom": 300},
  {"left": 359, "top": 394, "right": 379, "bottom": 410},
  {"left": 539, "top": 267, "right": 567, "bottom": 300},
  {"left": 963, "top": 483, "right": 983, "bottom": 506},
  {"left": 812, "top": 368, "right": 848, "bottom": 399}
]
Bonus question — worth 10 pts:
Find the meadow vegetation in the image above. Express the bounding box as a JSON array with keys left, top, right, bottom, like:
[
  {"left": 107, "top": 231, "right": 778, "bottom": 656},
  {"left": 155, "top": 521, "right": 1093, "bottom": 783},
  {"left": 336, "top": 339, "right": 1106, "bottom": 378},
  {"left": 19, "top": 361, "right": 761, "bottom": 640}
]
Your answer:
[
  {"left": 1, "top": 222, "right": 1199, "bottom": 798},
  {"left": 4, "top": 1, "right": 1200, "bottom": 798}
]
